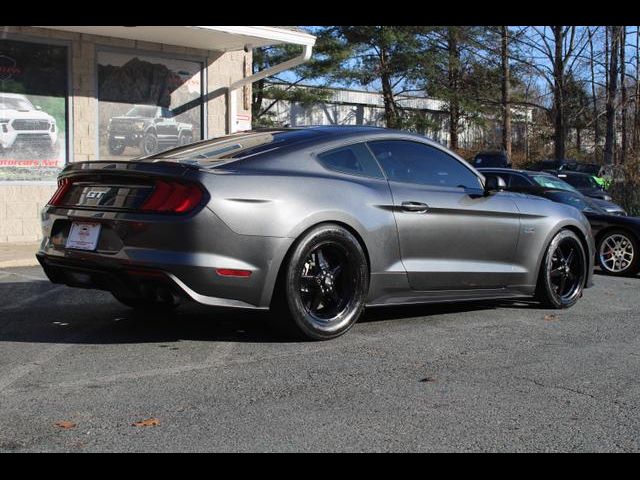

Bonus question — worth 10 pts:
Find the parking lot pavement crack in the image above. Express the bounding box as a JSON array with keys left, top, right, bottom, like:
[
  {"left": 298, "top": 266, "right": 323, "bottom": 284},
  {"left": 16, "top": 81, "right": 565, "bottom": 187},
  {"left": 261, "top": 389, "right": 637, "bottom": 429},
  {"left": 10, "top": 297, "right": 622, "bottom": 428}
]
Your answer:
[{"left": 519, "top": 376, "right": 597, "bottom": 400}]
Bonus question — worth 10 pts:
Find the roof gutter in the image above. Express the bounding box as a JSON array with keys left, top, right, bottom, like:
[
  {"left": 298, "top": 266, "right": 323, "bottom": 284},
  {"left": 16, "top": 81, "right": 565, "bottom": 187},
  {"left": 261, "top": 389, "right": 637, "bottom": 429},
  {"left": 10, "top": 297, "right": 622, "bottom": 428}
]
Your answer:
[{"left": 226, "top": 43, "right": 314, "bottom": 133}]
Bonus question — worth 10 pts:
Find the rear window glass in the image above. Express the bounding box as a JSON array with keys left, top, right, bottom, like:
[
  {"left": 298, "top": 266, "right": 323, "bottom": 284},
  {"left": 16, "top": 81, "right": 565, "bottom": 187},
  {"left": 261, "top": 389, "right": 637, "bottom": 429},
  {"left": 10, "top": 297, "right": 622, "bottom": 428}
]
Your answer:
[
  {"left": 144, "top": 129, "right": 325, "bottom": 162},
  {"left": 317, "top": 143, "right": 384, "bottom": 179}
]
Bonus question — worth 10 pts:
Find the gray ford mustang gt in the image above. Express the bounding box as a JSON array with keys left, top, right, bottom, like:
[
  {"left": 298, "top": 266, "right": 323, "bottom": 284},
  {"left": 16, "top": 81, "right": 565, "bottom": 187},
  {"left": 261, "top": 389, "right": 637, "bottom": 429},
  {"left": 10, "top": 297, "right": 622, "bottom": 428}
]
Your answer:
[{"left": 37, "top": 126, "right": 594, "bottom": 339}]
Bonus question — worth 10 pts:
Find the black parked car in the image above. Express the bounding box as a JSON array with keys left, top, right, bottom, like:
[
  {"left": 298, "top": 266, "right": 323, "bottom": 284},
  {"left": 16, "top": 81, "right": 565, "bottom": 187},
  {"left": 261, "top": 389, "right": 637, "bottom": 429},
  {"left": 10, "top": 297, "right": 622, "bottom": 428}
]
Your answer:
[
  {"left": 471, "top": 150, "right": 511, "bottom": 169},
  {"left": 559, "top": 162, "right": 605, "bottom": 177},
  {"left": 481, "top": 171, "right": 640, "bottom": 276},
  {"left": 528, "top": 158, "right": 575, "bottom": 172},
  {"left": 553, "top": 171, "right": 612, "bottom": 201},
  {"left": 478, "top": 168, "right": 626, "bottom": 216}
]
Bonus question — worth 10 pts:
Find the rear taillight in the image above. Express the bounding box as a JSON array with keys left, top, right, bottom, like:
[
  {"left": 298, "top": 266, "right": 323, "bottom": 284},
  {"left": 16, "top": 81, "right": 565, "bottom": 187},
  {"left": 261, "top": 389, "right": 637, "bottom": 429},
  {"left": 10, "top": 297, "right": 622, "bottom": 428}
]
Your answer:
[
  {"left": 48, "top": 177, "right": 73, "bottom": 206},
  {"left": 141, "top": 180, "right": 204, "bottom": 214}
]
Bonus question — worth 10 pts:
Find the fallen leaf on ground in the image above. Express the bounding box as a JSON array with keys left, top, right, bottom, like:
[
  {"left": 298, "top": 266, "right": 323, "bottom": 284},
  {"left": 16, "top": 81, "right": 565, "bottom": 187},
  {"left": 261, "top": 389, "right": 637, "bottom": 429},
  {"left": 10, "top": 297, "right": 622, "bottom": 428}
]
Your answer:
[
  {"left": 132, "top": 418, "right": 160, "bottom": 427},
  {"left": 543, "top": 314, "right": 556, "bottom": 321},
  {"left": 55, "top": 421, "right": 76, "bottom": 429}
]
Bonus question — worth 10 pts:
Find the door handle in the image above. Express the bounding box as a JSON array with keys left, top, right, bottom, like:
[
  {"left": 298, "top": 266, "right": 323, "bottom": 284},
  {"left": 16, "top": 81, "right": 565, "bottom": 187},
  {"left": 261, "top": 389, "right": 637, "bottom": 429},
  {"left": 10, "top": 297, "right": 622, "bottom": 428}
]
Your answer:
[{"left": 401, "top": 201, "right": 429, "bottom": 213}]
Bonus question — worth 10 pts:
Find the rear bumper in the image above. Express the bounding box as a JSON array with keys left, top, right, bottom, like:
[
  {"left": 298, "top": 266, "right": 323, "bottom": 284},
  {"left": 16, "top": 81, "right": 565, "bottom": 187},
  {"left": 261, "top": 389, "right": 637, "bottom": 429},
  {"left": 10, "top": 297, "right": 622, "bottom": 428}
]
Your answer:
[{"left": 37, "top": 204, "right": 294, "bottom": 309}]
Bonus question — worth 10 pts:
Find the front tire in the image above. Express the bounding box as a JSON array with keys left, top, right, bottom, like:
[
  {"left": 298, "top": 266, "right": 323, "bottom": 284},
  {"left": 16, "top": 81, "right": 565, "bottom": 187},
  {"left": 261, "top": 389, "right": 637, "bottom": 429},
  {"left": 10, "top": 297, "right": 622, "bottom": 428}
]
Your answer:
[
  {"left": 141, "top": 131, "right": 158, "bottom": 155},
  {"left": 597, "top": 229, "right": 640, "bottom": 276},
  {"left": 535, "top": 229, "right": 587, "bottom": 309},
  {"left": 272, "top": 224, "right": 369, "bottom": 340}
]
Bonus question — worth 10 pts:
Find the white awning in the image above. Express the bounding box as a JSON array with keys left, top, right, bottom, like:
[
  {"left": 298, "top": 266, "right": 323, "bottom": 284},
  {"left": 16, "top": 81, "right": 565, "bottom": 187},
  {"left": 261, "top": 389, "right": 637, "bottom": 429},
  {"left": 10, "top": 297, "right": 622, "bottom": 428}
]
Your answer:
[{"left": 36, "top": 26, "right": 316, "bottom": 51}]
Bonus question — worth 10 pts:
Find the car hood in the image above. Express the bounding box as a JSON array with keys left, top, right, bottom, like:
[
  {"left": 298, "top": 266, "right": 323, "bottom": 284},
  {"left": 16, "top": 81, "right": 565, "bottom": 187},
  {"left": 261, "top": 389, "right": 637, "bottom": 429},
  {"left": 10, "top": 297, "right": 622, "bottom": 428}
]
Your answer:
[
  {"left": 591, "top": 197, "right": 626, "bottom": 214},
  {"left": 587, "top": 212, "right": 640, "bottom": 228},
  {"left": 579, "top": 187, "right": 609, "bottom": 198},
  {"left": 0, "top": 108, "right": 54, "bottom": 121}
]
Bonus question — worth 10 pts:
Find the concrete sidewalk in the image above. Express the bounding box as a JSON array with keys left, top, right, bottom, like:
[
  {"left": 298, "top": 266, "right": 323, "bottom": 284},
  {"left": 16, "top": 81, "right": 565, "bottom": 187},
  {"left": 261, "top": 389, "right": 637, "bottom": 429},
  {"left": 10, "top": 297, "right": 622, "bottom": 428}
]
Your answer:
[{"left": 0, "top": 242, "right": 41, "bottom": 268}]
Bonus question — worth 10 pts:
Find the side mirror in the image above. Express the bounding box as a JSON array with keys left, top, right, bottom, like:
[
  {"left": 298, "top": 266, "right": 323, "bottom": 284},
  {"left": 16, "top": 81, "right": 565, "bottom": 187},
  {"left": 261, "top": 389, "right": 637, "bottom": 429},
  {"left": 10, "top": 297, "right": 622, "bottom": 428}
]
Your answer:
[
  {"left": 35, "top": 105, "right": 42, "bottom": 110},
  {"left": 484, "top": 174, "right": 506, "bottom": 195}
]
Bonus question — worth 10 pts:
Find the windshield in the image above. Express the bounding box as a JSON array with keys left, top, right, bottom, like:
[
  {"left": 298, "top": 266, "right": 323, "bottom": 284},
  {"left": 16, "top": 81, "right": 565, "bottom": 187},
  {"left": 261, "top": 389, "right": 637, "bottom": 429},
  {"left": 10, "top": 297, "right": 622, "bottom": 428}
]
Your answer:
[
  {"left": 0, "top": 96, "right": 34, "bottom": 110},
  {"left": 559, "top": 174, "right": 598, "bottom": 189},
  {"left": 125, "top": 106, "right": 158, "bottom": 117},
  {"left": 545, "top": 190, "right": 606, "bottom": 214},
  {"left": 530, "top": 174, "right": 580, "bottom": 193}
]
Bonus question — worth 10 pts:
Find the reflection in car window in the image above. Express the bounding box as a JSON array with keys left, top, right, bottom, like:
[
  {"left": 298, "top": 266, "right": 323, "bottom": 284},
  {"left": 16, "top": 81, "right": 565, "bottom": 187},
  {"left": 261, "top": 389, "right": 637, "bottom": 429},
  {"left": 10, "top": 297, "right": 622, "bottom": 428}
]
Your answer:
[
  {"left": 368, "top": 140, "right": 481, "bottom": 189},
  {"left": 317, "top": 143, "right": 384, "bottom": 178}
]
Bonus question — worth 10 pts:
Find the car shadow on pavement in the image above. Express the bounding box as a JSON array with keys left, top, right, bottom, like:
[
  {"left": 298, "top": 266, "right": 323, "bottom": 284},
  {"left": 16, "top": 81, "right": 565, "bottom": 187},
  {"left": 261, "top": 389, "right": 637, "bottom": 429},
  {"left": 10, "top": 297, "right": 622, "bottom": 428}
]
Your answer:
[{"left": 0, "top": 280, "right": 548, "bottom": 345}]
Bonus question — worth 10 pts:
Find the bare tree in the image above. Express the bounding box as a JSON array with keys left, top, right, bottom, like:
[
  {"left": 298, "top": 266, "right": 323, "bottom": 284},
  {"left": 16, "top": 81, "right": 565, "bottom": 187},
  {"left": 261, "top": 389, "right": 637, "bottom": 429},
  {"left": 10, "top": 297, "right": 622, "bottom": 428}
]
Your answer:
[
  {"left": 501, "top": 26, "right": 512, "bottom": 158},
  {"left": 512, "top": 26, "right": 592, "bottom": 160},
  {"left": 604, "top": 26, "right": 621, "bottom": 165},
  {"left": 621, "top": 27, "right": 628, "bottom": 163}
]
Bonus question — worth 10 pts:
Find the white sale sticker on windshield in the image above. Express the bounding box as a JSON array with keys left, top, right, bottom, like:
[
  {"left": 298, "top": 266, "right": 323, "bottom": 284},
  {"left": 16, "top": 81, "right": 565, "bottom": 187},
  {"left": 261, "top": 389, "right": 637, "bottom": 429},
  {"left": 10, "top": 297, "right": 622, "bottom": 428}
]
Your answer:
[{"left": 66, "top": 222, "right": 101, "bottom": 251}]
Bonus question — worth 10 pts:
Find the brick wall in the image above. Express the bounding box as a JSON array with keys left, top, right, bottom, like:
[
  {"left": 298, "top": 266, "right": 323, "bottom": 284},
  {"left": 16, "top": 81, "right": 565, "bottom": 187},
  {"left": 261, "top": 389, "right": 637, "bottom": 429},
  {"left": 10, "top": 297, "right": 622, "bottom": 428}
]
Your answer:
[{"left": 0, "top": 26, "right": 252, "bottom": 244}]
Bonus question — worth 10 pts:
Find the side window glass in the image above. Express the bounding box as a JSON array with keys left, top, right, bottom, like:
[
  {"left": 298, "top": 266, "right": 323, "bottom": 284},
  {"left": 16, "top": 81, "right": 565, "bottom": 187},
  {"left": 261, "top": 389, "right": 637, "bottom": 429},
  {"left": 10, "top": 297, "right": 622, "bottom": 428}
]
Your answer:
[
  {"left": 317, "top": 143, "right": 384, "bottom": 179},
  {"left": 367, "top": 140, "right": 481, "bottom": 189},
  {"left": 508, "top": 174, "right": 530, "bottom": 187}
]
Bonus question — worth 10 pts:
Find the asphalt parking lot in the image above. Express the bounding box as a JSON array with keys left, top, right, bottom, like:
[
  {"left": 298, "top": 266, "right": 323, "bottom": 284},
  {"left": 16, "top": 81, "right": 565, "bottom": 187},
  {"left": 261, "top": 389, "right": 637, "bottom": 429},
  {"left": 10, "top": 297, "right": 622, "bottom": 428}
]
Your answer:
[{"left": 0, "top": 265, "right": 639, "bottom": 452}]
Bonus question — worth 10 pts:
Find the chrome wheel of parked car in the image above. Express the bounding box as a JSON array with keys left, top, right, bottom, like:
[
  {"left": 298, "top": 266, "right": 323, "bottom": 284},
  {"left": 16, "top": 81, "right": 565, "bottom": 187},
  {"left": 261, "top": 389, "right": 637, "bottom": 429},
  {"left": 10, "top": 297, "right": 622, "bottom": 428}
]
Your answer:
[
  {"left": 597, "top": 230, "right": 639, "bottom": 276},
  {"left": 274, "top": 224, "right": 369, "bottom": 340},
  {"left": 536, "top": 229, "right": 586, "bottom": 308}
]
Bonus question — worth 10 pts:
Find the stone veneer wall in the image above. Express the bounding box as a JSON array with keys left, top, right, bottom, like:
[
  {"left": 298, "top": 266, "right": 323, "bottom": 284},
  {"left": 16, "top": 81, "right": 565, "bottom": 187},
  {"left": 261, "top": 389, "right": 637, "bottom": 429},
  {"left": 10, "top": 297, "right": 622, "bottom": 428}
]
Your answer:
[{"left": 0, "top": 26, "right": 251, "bottom": 243}]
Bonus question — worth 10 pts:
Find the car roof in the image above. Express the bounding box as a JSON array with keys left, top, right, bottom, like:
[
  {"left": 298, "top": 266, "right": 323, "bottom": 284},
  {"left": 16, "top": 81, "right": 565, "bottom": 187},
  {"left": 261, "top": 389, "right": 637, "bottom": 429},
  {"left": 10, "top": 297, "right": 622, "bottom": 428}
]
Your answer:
[{"left": 142, "top": 125, "right": 443, "bottom": 164}]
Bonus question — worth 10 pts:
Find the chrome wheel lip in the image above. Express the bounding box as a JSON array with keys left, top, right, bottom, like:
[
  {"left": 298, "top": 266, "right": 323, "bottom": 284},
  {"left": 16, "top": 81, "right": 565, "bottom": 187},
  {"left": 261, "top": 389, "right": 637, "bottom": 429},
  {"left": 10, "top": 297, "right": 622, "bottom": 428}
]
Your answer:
[{"left": 599, "top": 233, "right": 634, "bottom": 273}]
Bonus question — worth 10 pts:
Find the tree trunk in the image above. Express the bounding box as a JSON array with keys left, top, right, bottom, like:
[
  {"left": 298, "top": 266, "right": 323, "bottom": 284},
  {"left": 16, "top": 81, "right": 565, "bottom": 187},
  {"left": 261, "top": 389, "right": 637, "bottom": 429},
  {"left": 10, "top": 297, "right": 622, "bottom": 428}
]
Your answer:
[
  {"left": 501, "top": 26, "right": 512, "bottom": 159},
  {"left": 379, "top": 40, "right": 400, "bottom": 129},
  {"left": 621, "top": 27, "right": 628, "bottom": 163},
  {"left": 588, "top": 27, "right": 600, "bottom": 158},
  {"left": 552, "top": 26, "right": 566, "bottom": 160},
  {"left": 634, "top": 26, "right": 640, "bottom": 153},
  {"left": 605, "top": 26, "right": 621, "bottom": 165},
  {"left": 448, "top": 27, "right": 460, "bottom": 150}
]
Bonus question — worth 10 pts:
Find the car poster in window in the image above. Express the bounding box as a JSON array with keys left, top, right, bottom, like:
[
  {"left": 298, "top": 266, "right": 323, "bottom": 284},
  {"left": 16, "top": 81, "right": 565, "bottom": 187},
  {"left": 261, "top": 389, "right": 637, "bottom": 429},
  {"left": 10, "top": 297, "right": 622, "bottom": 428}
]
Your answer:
[
  {"left": 98, "top": 51, "right": 203, "bottom": 160},
  {"left": 0, "top": 39, "right": 68, "bottom": 181}
]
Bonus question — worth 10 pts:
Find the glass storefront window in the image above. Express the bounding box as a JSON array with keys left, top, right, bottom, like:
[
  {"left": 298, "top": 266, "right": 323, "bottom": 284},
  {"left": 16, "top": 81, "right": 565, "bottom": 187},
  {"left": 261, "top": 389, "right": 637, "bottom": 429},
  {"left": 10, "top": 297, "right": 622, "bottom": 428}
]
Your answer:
[
  {"left": 0, "top": 38, "right": 68, "bottom": 181},
  {"left": 97, "top": 50, "right": 204, "bottom": 160}
]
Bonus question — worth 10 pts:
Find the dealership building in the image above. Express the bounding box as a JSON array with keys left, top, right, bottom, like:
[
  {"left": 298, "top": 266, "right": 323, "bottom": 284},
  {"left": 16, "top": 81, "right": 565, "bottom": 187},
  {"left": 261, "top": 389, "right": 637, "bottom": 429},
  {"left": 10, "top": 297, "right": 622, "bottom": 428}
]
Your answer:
[{"left": 0, "top": 26, "right": 315, "bottom": 244}]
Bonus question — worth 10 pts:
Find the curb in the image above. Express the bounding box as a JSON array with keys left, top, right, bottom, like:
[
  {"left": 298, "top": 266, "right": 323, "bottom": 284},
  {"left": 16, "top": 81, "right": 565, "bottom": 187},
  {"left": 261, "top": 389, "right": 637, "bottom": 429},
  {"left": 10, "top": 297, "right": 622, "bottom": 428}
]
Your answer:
[{"left": 0, "top": 258, "right": 40, "bottom": 269}]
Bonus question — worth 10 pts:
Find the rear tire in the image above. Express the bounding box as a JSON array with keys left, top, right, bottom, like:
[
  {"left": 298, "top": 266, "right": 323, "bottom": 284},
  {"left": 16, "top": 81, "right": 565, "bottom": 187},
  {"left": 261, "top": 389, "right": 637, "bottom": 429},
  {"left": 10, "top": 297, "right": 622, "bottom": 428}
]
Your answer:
[
  {"left": 535, "top": 229, "right": 587, "bottom": 309},
  {"left": 271, "top": 224, "right": 369, "bottom": 340}
]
